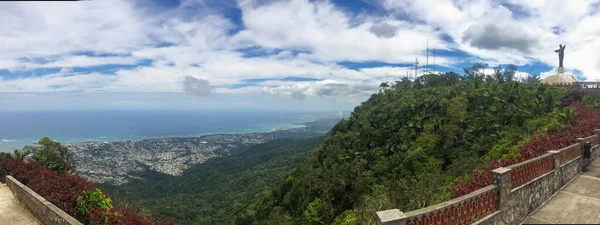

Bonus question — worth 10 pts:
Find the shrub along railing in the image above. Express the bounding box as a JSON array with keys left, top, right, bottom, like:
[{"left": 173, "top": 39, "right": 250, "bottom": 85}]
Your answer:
[
  {"left": 1, "top": 159, "right": 177, "bottom": 225},
  {"left": 378, "top": 131, "right": 600, "bottom": 225},
  {"left": 579, "top": 134, "right": 599, "bottom": 146},
  {"left": 6, "top": 175, "right": 82, "bottom": 225}
]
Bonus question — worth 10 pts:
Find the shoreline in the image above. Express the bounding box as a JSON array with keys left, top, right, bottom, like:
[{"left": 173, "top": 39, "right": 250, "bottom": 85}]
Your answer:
[
  {"left": 39, "top": 117, "right": 337, "bottom": 185},
  {"left": 69, "top": 122, "right": 309, "bottom": 146},
  {"left": 0, "top": 120, "right": 315, "bottom": 152}
]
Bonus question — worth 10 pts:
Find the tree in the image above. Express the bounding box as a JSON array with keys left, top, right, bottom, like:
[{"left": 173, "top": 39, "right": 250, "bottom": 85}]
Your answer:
[
  {"left": 241, "top": 67, "right": 573, "bottom": 225},
  {"left": 31, "top": 137, "right": 76, "bottom": 173},
  {"left": 493, "top": 65, "right": 503, "bottom": 83},
  {"left": 502, "top": 65, "right": 517, "bottom": 82},
  {"left": 394, "top": 77, "right": 413, "bottom": 89},
  {"left": 0, "top": 152, "right": 12, "bottom": 169},
  {"left": 463, "top": 63, "right": 488, "bottom": 80},
  {"left": 379, "top": 82, "right": 390, "bottom": 92},
  {"left": 0, "top": 152, "right": 11, "bottom": 160},
  {"left": 524, "top": 73, "right": 541, "bottom": 84},
  {"left": 12, "top": 146, "right": 33, "bottom": 160},
  {"left": 303, "top": 198, "right": 331, "bottom": 225}
]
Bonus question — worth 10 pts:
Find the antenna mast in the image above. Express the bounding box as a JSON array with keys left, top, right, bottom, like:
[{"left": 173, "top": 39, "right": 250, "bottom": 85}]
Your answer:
[
  {"left": 433, "top": 48, "right": 436, "bottom": 73},
  {"left": 426, "top": 39, "right": 429, "bottom": 75},
  {"left": 415, "top": 58, "right": 419, "bottom": 80}
]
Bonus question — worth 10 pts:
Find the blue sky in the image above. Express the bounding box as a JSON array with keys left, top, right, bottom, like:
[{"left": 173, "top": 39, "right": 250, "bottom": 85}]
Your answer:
[{"left": 0, "top": 0, "right": 599, "bottom": 111}]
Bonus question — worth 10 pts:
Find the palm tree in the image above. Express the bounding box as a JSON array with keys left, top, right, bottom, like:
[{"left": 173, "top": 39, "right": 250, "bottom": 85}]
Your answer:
[{"left": 379, "top": 82, "right": 390, "bottom": 92}]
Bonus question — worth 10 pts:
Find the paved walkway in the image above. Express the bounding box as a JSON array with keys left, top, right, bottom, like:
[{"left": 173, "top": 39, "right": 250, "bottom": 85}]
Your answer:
[
  {"left": 0, "top": 183, "right": 38, "bottom": 225},
  {"left": 524, "top": 159, "right": 600, "bottom": 224}
]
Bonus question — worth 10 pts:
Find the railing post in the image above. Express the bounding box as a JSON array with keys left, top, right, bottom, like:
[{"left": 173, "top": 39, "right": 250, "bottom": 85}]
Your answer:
[
  {"left": 492, "top": 167, "right": 511, "bottom": 223},
  {"left": 548, "top": 150, "right": 560, "bottom": 170},
  {"left": 575, "top": 138, "right": 586, "bottom": 149},
  {"left": 376, "top": 209, "right": 406, "bottom": 225},
  {"left": 576, "top": 138, "right": 590, "bottom": 170},
  {"left": 548, "top": 150, "right": 562, "bottom": 190},
  {"left": 594, "top": 129, "right": 600, "bottom": 159}
]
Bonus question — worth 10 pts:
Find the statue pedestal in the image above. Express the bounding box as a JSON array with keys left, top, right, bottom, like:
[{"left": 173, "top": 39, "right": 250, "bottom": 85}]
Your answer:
[{"left": 558, "top": 67, "right": 564, "bottom": 74}]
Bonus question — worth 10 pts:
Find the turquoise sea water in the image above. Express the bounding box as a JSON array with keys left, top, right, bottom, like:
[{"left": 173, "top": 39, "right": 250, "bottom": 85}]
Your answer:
[{"left": 0, "top": 110, "right": 336, "bottom": 152}]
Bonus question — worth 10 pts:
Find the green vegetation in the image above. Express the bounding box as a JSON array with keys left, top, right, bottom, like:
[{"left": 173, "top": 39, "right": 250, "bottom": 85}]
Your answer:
[
  {"left": 583, "top": 92, "right": 600, "bottom": 108},
  {"left": 4, "top": 64, "right": 582, "bottom": 225},
  {"left": 0, "top": 152, "right": 11, "bottom": 169},
  {"left": 2, "top": 138, "right": 176, "bottom": 225},
  {"left": 97, "top": 137, "right": 325, "bottom": 224},
  {"left": 94, "top": 68, "right": 576, "bottom": 225},
  {"left": 76, "top": 188, "right": 113, "bottom": 223},
  {"left": 235, "top": 71, "right": 572, "bottom": 225},
  {"left": 12, "top": 137, "right": 76, "bottom": 173}
]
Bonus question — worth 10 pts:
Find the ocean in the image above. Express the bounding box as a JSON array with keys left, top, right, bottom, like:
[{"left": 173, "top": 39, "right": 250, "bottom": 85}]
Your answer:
[{"left": 0, "top": 110, "right": 336, "bottom": 152}]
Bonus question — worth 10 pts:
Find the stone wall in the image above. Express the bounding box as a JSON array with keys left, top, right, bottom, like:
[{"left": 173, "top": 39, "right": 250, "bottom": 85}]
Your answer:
[
  {"left": 558, "top": 154, "right": 582, "bottom": 187},
  {"left": 508, "top": 170, "right": 556, "bottom": 223},
  {"left": 497, "top": 156, "right": 580, "bottom": 224},
  {"left": 377, "top": 131, "right": 600, "bottom": 225},
  {"left": 5, "top": 176, "right": 82, "bottom": 225}
]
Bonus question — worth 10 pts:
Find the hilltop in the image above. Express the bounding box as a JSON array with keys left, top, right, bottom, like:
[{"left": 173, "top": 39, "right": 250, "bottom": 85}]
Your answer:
[{"left": 236, "top": 71, "right": 577, "bottom": 225}]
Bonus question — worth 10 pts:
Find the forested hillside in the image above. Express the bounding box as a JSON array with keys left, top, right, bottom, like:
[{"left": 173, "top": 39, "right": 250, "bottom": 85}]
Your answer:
[
  {"left": 97, "top": 137, "right": 325, "bottom": 224},
  {"left": 236, "top": 71, "right": 575, "bottom": 225}
]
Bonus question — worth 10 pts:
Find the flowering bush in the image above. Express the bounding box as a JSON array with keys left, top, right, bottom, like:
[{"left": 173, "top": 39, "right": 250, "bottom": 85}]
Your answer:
[{"left": 453, "top": 103, "right": 600, "bottom": 197}]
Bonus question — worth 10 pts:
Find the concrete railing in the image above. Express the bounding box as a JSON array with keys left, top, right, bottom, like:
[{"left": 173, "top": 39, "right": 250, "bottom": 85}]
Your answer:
[
  {"left": 5, "top": 175, "right": 82, "bottom": 225},
  {"left": 558, "top": 143, "right": 581, "bottom": 165},
  {"left": 507, "top": 152, "right": 554, "bottom": 188},
  {"left": 377, "top": 131, "right": 600, "bottom": 225},
  {"left": 378, "top": 186, "right": 499, "bottom": 225}
]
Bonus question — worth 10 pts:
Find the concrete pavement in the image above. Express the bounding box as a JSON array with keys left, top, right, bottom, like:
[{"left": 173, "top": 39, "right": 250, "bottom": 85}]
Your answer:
[
  {"left": 0, "top": 183, "right": 38, "bottom": 225},
  {"left": 523, "top": 159, "right": 600, "bottom": 224}
]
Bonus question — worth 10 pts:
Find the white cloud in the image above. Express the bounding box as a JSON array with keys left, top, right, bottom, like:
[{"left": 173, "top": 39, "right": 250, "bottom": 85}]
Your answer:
[
  {"left": 462, "top": 7, "right": 539, "bottom": 53},
  {"left": 6, "top": 55, "right": 141, "bottom": 71},
  {"left": 1, "top": 0, "right": 600, "bottom": 109},
  {"left": 259, "top": 79, "right": 378, "bottom": 101},
  {"left": 384, "top": 0, "right": 600, "bottom": 79},
  {"left": 183, "top": 76, "right": 212, "bottom": 96},
  {"left": 234, "top": 0, "right": 453, "bottom": 64},
  {"left": 0, "top": 72, "right": 113, "bottom": 92},
  {"left": 0, "top": 1, "right": 150, "bottom": 59}
]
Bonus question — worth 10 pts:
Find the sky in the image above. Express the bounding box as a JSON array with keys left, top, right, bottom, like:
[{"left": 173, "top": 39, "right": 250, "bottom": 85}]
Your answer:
[{"left": 0, "top": 0, "right": 599, "bottom": 111}]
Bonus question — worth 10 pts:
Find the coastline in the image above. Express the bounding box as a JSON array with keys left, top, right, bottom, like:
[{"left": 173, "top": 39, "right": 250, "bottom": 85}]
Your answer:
[
  {"left": 0, "top": 119, "right": 319, "bottom": 153},
  {"left": 63, "top": 118, "right": 337, "bottom": 184}
]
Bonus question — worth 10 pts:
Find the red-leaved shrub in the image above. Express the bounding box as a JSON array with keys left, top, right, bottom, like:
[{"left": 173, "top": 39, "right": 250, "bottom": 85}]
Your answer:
[
  {"left": 1, "top": 159, "right": 177, "bottom": 224},
  {"left": 1, "top": 159, "right": 93, "bottom": 216},
  {"left": 453, "top": 103, "right": 600, "bottom": 197},
  {"left": 89, "top": 205, "right": 176, "bottom": 225}
]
